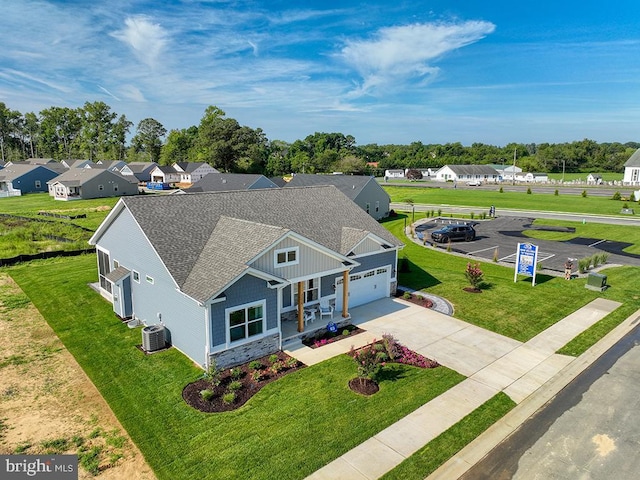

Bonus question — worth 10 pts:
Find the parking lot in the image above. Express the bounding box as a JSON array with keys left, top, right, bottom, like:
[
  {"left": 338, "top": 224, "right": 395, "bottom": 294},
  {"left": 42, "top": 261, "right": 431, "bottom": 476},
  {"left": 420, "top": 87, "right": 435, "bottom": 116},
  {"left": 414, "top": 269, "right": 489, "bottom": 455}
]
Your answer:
[{"left": 415, "top": 217, "right": 640, "bottom": 273}]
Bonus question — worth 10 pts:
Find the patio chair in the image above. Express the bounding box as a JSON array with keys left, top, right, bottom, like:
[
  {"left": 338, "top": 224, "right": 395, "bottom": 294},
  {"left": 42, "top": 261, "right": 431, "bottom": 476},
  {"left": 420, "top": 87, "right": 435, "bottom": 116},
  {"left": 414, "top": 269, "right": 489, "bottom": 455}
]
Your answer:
[
  {"left": 318, "top": 299, "right": 334, "bottom": 320},
  {"left": 304, "top": 309, "right": 316, "bottom": 326}
]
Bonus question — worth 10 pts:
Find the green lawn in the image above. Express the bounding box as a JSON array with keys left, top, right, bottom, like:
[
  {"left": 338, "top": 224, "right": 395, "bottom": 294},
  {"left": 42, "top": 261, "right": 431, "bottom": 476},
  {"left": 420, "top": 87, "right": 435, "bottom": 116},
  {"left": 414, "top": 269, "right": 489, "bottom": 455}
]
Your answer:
[
  {"left": 383, "top": 186, "right": 637, "bottom": 217},
  {"left": 384, "top": 213, "right": 640, "bottom": 346},
  {"left": 7, "top": 254, "right": 464, "bottom": 480},
  {"left": 546, "top": 172, "right": 623, "bottom": 182},
  {"left": 525, "top": 219, "right": 640, "bottom": 255}
]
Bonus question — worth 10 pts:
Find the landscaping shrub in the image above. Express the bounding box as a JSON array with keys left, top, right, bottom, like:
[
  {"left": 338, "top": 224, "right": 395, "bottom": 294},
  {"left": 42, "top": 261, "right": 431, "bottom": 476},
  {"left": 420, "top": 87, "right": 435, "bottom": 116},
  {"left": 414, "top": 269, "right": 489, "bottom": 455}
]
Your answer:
[
  {"left": 554, "top": 189, "right": 559, "bottom": 196},
  {"left": 582, "top": 190, "right": 587, "bottom": 198},
  {"left": 526, "top": 187, "right": 532, "bottom": 194},
  {"left": 403, "top": 291, "right": 413, "bottom": 300},
  {"left": 612, "top": 191, "right": 621, "bottom": 201},
  {"left": 578, "top": 257, "right": 591, "bottom": 273},
  {"left": 248, "top": 361, "right": 262, "bottom": 371},
  {"left": 350, "top": 342, "right": 388, "bottom": 381},
  {"left": 222, "top": 393, "right": 235, "bottom": 404},
  {"left": 499, "top": 187, "right": 504, "bottom": 193},
  {"left": 228, "top": 380, "right": 242, "bottom": 392},
  {"left": 464, "top": 262, "right": 484, "bottom": 289},
  {"left": 230, "top": 368, "right": 243, "bottom": 380},
  {"left": 200, "top": 389, "right": 214, "bottom": 401},
  {"left": 203, "top": 360, "right": 222, "bottom": 387}
]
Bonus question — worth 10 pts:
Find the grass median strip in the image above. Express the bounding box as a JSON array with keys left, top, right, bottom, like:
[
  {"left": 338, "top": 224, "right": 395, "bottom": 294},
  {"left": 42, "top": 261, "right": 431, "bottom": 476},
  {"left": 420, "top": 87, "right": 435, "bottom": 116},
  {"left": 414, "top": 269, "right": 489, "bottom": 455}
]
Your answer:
[{"left": 8, "top": 254, "right": 464, "bottom": 480}]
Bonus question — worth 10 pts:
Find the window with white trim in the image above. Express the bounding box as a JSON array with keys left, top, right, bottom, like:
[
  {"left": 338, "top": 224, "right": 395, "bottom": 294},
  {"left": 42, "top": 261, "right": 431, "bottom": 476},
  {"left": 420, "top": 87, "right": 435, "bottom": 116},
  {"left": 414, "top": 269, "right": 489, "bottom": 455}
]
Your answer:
[
  {"left": 113, "top": 260, "right": 119, "bottom": 269},
  {"left": 98, "top": 184, "right": 104, "bottom": 191},
  {"left": 132, "top": 271, "right": 140, "bottom": 283},
  {"left": 146, "top": 275, "right": 154, "bottom": 284},
  {"left": 275, "top": 247, "right": 299, "bottom": 267},
  {"left": 228, "top": 302, "right": 265, "bottom": 343},
  {"left": 293, "top": 278, "right": 319, "bottom": 305},
  {"left": 35, "top": 180, "right": 41, "bottom": 188}
]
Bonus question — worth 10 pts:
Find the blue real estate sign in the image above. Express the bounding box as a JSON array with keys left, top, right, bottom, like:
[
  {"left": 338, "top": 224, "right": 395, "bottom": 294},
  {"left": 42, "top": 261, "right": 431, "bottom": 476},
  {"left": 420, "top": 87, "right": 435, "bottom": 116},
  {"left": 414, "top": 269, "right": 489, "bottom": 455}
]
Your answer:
[{"left": 514, "top": 242, "right": 538, "bottom": 286}]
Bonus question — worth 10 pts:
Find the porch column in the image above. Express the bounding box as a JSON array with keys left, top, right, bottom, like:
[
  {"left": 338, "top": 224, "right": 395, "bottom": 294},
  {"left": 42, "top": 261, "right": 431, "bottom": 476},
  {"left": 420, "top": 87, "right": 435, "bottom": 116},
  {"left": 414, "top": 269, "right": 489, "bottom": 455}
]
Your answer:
[
  {"left": 297, "top": 281, "right": 304, "bottom": 332},
  {"left": 341, "top": 270, "right": 349, "bottom": 318}
]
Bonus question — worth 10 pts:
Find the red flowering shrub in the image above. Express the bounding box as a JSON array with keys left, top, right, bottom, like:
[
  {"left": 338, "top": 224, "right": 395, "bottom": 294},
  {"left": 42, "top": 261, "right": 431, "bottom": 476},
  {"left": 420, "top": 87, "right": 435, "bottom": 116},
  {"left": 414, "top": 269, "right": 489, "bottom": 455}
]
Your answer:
[{"left": 464, "top": 262, "right": 484, "bottom": 289}]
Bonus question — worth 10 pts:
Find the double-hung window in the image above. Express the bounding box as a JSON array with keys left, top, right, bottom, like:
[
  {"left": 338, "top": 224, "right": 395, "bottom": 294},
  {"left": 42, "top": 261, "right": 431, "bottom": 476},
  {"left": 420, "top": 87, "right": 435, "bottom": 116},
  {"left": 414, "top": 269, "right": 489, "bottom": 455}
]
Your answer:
[
  {"left": 228, "top": 302, "right": 265, "bottom": 343},
  {"left": 293, "top": 278, "right": 319, "bottom": 305}
]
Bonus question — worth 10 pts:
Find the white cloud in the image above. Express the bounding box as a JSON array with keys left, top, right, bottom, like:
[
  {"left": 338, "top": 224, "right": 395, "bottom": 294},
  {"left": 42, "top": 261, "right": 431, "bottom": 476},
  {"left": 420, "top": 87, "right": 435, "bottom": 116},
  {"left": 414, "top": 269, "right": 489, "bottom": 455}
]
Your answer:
[
  {"left": 111, "top": 15, "right": 168, "bottom": 69},
  {"left": 339, "top": 21, "right": 496, "bottom": 95}
]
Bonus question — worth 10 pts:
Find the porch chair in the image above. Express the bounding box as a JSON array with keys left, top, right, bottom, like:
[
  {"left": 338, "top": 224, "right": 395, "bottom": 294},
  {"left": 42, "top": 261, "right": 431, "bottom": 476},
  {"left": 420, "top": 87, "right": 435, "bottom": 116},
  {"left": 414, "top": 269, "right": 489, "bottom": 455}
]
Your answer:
[
  {"left": 318, "top": 299, "right": 334, "bottom": 320},
  {"left": 304, "top": 309, "right": 316, "bottom": 326}
]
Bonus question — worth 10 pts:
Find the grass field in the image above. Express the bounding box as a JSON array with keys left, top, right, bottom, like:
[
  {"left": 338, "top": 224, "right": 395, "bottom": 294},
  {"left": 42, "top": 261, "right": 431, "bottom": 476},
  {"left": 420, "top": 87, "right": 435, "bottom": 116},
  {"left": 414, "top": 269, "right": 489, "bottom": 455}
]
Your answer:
[
  {"left": 383, "top": 186, "right": 638, "bottom": 216},
  {"left": 7, "top": 254, "right": 465, "bottom": 480}
]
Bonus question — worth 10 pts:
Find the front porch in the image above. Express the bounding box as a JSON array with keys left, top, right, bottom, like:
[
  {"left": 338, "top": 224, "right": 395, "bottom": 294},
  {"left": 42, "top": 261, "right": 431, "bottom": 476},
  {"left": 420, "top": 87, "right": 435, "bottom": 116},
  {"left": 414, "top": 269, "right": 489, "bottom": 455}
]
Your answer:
[{"left": 281, "top": 311, "right": 352, "bottom": 344}]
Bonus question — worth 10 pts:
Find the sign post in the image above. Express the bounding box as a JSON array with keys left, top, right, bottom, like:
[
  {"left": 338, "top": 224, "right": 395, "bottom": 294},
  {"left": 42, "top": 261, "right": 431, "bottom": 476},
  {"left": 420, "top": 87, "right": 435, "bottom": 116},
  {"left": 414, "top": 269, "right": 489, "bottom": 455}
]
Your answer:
[{"left": 514, "top": 242, "right": 538, "bottom": 286}]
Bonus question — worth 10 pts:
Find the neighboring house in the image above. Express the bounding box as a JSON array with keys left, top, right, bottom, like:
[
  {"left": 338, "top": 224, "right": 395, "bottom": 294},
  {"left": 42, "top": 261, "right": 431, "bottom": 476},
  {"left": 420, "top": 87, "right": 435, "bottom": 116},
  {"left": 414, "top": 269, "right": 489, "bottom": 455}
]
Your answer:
[
  {"left": 489, "top": 164, "right": 522, "bottom": 181},
  {"left": 89, "top": 186, "right": 403, "bottom": 369},
  {"left": 119, "top": 162, "right": 158, "bottom": 183},
  {"left": 0, "top": 164, "right": 60, "bottom": 197},
  {"left": 7, "top": 158, "right": 58, "bottom": 166},
  {"left": 149, "top": 165, "right": 181, "bottom": 184},
  {"left": 185, "top": 173, "right": 280, "bottom": 193},
  {"left": 586, "top": 173, "right": 603, "bottom": 185},
  {"left": 434, "top": 165, "right": 500, "bottom": 183},
  {"left": 61, "top": 159, "right": 94, "bottom": 169},
  {"left": 384, "top": 169, "right": 405, "bottom": 179},
  {"left": 285, "top": 174, "right": 390, "bottom": 220},
  {"left": 173, "top": 162, "right": 219, "bottom": 184},
  {"left": 623, "top": 149, "right": 640, "bottom": 185},
  {"left": 94, "top": 160, "right": 128, "bottom": 172},
  {"left": 515, "top": 172, "right": 549, "bottom": 183},
  {"left": 47, "top": 168, "right": 139, "bottom": 201}
]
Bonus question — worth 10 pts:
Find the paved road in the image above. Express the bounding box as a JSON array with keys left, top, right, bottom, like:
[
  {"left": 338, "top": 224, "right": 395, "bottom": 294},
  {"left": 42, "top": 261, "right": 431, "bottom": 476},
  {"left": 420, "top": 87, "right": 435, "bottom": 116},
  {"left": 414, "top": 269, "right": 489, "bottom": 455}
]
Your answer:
[{"left": 460, "top": 322, "right": 640, "bottom": 480}]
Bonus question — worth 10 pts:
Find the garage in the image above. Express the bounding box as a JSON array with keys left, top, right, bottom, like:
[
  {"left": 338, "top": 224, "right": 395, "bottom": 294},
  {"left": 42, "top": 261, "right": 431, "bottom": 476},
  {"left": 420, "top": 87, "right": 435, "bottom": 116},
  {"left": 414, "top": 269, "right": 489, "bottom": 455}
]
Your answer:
[{"left": 334, "top": 266, "right": 391, "bottom": 310}]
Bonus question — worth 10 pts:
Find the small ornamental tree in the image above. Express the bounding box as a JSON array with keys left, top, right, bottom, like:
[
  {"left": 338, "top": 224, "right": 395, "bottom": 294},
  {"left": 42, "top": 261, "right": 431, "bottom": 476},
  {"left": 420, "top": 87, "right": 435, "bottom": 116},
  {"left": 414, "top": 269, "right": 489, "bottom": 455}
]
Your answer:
[
  {"left": 464, "top": 262, "right": 484, "bottom": 290},
  {"left": 350, "top": 342, "right": 387, "bottom": 384}
]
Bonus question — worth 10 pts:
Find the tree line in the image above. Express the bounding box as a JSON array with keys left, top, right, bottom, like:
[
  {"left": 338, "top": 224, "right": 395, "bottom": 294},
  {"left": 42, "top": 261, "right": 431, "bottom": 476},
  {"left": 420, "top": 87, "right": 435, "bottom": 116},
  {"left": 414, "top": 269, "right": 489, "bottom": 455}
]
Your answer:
[{"left": 1, "top": 101, "right": 637, "bottom": 176}]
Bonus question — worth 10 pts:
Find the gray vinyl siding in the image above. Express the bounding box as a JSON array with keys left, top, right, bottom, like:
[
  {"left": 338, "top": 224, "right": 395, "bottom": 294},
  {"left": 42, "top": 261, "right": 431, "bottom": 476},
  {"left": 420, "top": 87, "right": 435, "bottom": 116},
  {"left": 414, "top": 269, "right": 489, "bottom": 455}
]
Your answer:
[
  {"left": 282, "top": 285, "right": 292, "bottom": 308},
  {"left": 81, "top": 173, "right": 138, "bottom": 199},
  {"left": 250, "top": 237, "right": 344, "bottom": 279},
  {"left": 352, "top": 250, "right": 397, "bottom": 277},
  {"left": 354, "top": 181, "right": 390, "bottom": 220},
  {"left": 95, "top": 207, "right": 206, "bottom": 365},
  {"left": 351, "top": 237, "right": 385, "bottom": 256},
  {"left": 209, "top": 273, "right": 278, "bottom": 350}
]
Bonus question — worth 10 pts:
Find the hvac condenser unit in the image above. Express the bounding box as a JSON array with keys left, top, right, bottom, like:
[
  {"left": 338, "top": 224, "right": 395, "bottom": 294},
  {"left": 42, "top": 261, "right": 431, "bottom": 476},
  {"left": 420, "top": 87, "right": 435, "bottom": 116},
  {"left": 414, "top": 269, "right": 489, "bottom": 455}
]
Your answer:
[{"left": 142, "top": 325, "right": 166, "bottom": 352}]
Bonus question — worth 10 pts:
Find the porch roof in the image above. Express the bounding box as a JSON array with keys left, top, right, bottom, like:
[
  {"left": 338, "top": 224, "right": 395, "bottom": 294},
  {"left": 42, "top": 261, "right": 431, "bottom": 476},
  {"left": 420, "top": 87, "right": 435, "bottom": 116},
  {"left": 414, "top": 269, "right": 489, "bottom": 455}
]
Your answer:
[{"left": 105, "top": 266, "right": 131, "bottom": 283}]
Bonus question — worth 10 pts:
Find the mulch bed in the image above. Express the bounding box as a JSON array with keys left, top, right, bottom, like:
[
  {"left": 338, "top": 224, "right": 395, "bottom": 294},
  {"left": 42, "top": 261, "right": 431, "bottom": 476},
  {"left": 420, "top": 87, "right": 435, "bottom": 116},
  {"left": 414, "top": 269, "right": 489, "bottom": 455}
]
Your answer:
[
  {"left": 396, "top": 290, "right": 434, "bottom": 308},
  {"left": 183, "top": 351, "right": 305, "bottom": 413},
  {"left": 463, "top": 287, "right": 482, "bottom": 293},
  {"left": 302, "top": 323, "right": 365, "bottom": 349},
  {"left": 349, "top": 378, "right": 379, "bottom": 396}
]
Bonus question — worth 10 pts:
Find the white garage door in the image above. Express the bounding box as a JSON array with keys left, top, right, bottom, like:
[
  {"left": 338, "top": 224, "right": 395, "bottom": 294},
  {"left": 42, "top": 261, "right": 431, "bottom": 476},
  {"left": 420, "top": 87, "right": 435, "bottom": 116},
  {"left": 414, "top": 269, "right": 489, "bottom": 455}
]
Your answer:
[{"left": 335, "top": 266, "right": 390, "bottom": 310}]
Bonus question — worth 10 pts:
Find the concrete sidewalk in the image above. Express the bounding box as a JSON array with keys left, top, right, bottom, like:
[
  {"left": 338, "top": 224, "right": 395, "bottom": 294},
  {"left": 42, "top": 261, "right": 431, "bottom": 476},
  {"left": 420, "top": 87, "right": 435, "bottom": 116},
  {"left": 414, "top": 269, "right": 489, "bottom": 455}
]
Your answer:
[{"left": 288, "top": 297, "right": 622, "bottom": 480}]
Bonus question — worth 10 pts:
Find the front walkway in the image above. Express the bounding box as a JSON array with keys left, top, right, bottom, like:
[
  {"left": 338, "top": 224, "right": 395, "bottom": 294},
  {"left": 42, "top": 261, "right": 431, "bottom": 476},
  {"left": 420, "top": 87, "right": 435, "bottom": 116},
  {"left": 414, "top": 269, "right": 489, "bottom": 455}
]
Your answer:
[{"left": 284, "top": 296, "right": 622, "bottom": 480}]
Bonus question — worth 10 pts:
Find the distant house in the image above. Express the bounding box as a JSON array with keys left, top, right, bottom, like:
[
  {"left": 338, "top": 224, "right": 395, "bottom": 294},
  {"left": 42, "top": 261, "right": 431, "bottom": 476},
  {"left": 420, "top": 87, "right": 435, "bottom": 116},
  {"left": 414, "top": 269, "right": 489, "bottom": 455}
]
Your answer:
[
  {"left": 150, "top": 165, "right": 181, "bottom": 184},
  {"left": 185, "top": 173, "right": 280, "bottom": 193},
  {"left": 384, "top": 169, "right": 405, "bottom": 179},
  {"left": 285, "top": 174, "right": 391, "bottom": 220},
  {"left": 515, "top": 172, "right": 549, "bottom": 183},
  {"left": 47, "top": 169, "right": 139, "bottom": 201},
  {"left": 0, "top": 164, "right": 60, "bottom": 197},
  {"left": 434, "top": 165, "right": 500, "bottom": 183},
  {"left": 586, "top": 173, "right": 603, "bottom": 185},
  {"left": 623, "top": 149, "right": 640, "bottom": 185},
  {"left": 95, "top": 160, "right": 128, "bottom": 172},
  {"left": 173, "top": 162, "right": 219, "bottom": 185},
  {"left": 89, "top": 186, "right": 403, "bottom": 369},
  {"left": 489, "top": 164, "right": 522, "bottom": 181},
  {"left": 61, "top": 159, "right": 94, "bottom": 169},
  {"left": 119, "top": 162, "right": 158, "bottom": 183},
  {"left": 8, "top": 158, "right": 58, "bottom": 166}
]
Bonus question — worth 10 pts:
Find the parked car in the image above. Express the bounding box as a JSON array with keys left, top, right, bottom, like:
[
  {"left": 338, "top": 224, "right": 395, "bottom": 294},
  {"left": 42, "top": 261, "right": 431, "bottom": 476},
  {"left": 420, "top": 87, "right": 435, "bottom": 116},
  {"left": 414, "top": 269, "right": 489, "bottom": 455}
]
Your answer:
[
  {"left": 431, "top": 224, "right": 476, "bottom": 243},
  {"left": 466, "top": 180, "right": 482, "bottom": 186}
]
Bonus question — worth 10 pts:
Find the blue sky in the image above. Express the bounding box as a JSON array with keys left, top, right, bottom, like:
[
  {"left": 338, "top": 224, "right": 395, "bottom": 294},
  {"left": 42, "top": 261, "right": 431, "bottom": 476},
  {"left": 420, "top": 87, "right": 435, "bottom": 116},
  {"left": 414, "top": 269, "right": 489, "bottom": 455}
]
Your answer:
[{"left": 1, "top": 0, "right": 639, "bottom": 146}]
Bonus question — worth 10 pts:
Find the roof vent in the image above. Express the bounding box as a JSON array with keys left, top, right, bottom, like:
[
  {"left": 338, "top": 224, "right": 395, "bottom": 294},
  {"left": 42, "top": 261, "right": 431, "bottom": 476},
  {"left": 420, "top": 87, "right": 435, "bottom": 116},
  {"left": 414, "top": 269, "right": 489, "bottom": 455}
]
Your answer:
[
  {"left": 222, "top": 179, "right": 227, "bottom": 183},
  {"left": 142, "top": 324, "right": 166, "bottom": 352}
]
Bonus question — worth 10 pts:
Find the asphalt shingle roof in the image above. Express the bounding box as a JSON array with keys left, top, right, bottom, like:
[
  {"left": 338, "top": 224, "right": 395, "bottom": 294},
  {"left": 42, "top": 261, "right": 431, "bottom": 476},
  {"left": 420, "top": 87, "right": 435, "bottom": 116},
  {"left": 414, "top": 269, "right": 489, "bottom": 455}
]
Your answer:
[
  {"left": 185, "top": 173, "right": 278, "bottom": 192},
  {"left": 118, "top": 186, "right": 402, "bottom": 302},
  {"left": 445, "top": 165, "right": 500, "bottom": 176},
  {"left": 284, "top": 174, "right": 377, "bottom": 200},
  {"left": 49, "top": 168, "right": 138, "bottom": 186},
  {"left": 624, "top": 148, "right": 640, "bottom": 167}
]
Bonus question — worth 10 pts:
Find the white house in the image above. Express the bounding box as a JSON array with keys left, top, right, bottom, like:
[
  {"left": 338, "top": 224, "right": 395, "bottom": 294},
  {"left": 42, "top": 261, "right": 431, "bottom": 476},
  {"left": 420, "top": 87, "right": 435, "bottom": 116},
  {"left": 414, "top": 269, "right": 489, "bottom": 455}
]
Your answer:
[
  {"left": 623, "top": 149, "right": 640, "bottom": 185},
  {"left": 384, "top": 169, "right": 405, "bottom": 179},
  {"left": 173, "top": 162, "right": 219, "bottom": 184},
  {"left": 586, "top": 173, "right": 603, "bottom": 185},
  {"left": 434, "top": 165, "right": 500, "bottom": 183},
  {"left": 515, "top": 172, "right": 549, "bottom": 183}
]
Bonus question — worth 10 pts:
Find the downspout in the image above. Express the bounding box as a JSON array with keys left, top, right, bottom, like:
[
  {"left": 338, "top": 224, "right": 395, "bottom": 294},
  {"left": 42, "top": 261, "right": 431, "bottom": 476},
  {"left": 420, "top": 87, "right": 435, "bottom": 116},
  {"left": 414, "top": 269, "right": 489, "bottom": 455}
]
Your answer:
[
  {"left": 204, "top": 303, "right": 211, "bottom": 370},
  {"left": 342, "top": 270, "right": 349, "bottom": 318}
]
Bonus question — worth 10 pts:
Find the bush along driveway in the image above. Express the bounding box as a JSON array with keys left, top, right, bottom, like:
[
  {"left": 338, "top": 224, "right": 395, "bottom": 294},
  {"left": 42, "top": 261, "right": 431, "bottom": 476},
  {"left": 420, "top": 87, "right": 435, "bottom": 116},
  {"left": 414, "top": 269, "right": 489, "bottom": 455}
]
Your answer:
[{"left": 8, "top": 254, "right": 464, "bottom": 480}]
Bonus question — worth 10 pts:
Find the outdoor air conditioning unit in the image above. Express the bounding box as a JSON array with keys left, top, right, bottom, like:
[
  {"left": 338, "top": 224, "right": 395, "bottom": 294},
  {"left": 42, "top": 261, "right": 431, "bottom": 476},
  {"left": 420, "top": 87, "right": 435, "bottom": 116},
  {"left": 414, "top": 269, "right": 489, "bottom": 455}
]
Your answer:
[{"left": 142, "top": 325, "right": 166, "bottom": 352}]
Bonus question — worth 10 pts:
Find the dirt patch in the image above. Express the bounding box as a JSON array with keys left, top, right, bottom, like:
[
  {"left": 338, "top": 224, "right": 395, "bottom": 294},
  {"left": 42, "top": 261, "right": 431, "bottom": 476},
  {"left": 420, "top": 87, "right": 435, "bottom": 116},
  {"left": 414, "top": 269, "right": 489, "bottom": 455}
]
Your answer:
[{"left": 0, "top": 274, "right": 155, "bottom": 479}]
